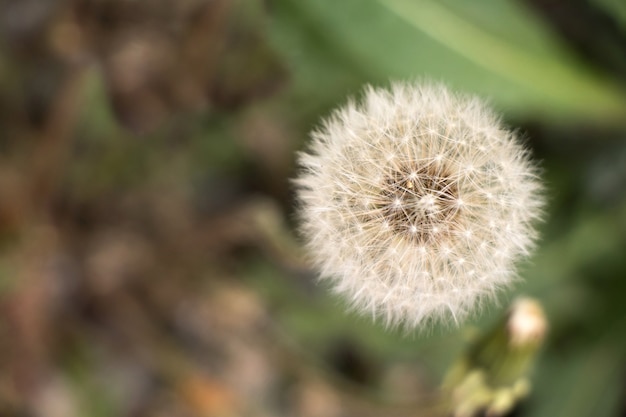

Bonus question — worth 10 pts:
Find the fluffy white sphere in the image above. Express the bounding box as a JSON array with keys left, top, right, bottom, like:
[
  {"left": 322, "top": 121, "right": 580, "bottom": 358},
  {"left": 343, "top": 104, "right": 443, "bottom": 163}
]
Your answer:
[{"left": 295, "top": 82, "right": 544, "bottom": 329}]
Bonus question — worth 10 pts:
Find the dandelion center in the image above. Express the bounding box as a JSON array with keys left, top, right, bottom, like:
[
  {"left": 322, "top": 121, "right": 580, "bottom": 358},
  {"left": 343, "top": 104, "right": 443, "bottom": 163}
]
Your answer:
[{"left": 378, "top": 165, "right": 460, "bottom": 243}]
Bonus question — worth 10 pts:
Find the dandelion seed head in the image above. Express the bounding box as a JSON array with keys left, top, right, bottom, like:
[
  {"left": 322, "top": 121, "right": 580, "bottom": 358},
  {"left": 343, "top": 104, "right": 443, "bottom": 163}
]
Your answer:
[{"left": 294, "top": 82, "right": 544, "bottom": 329}]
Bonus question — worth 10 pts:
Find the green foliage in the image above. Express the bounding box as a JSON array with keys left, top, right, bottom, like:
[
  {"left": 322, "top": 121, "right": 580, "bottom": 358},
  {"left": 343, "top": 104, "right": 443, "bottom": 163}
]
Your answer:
[{"left": 270, "top": 0, "right": 626, "bottom": 122}]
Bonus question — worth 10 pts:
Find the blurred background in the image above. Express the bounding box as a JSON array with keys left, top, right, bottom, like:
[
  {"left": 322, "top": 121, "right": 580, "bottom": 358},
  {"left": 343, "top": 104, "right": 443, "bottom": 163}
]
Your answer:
[{"left": 0, "top": 0, "right": 625, "bottom": 416}]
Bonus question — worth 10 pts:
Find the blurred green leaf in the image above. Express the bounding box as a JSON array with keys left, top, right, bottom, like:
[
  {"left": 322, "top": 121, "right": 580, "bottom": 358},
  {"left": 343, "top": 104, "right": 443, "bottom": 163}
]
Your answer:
[
  {"left": 273, "top": 0, "right": 626, "bottom": 122},
  {"left": 593, "top": 0, "right": 626, "bottom": 29}
]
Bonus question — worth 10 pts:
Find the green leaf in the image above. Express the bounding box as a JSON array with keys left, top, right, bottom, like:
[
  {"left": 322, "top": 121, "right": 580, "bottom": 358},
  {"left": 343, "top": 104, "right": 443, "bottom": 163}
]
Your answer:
[
  {"left": 272, "top": 0, "right": 626, "bottom": 122},
  {"left": 592, "top": 0, "right": 626, "bottom": 29}
]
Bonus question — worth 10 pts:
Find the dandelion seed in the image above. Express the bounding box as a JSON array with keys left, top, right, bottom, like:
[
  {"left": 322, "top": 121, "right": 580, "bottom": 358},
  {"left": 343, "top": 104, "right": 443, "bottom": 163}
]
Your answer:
[{"left": 294, "top": 82, "right": 544, "bottom": 329}]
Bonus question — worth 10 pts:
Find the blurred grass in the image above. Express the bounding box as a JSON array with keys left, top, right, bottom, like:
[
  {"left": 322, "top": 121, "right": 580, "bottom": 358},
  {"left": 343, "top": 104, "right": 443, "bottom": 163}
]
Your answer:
[{"left": 270, "top": 0, "right": 626, "bottom": 122}]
